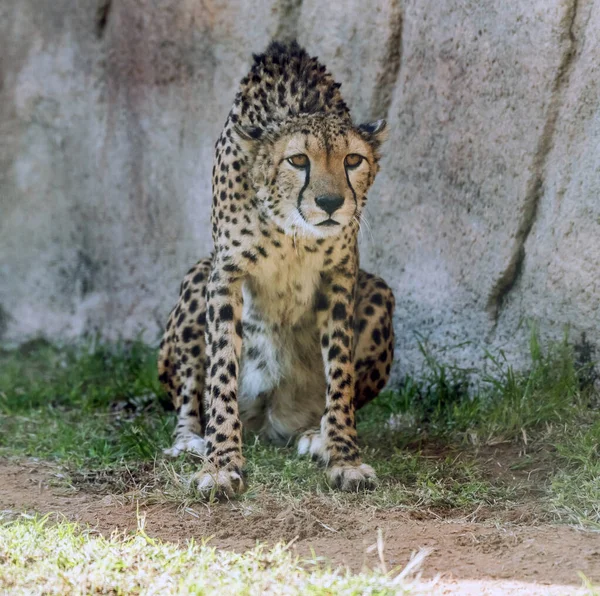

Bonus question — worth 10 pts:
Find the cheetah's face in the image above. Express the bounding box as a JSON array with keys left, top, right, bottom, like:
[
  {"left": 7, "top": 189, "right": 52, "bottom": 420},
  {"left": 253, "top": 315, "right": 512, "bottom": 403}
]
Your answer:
[{"left": 248, "top": 117, "right": 387, "bottom": 238}]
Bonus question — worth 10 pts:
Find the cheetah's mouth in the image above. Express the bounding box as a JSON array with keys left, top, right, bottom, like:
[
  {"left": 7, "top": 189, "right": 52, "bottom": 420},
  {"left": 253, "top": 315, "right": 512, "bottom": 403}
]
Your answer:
[{"left": 316, "top": 218, "right": 340, "bottom": 227}]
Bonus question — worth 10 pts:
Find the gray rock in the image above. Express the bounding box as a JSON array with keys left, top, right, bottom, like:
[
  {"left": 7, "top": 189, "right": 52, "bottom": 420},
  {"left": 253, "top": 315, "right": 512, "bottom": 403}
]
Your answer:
[
  {"left": 360, "top": 0, "right": 592, "bottom": 377},
  {"left": 0, "top": 0, "right": 280, "bottom": 340},
  {"left": 497, "top": 0, "right": 600, "bottom": 365},
  {"left": 1, "top": 0, "right": 598, "bottom": 381}
]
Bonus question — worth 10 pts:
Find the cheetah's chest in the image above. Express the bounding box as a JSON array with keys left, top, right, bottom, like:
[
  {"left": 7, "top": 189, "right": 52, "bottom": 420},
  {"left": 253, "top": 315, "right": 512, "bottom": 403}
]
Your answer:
[
  {"left": 236, "top": 246, "right": 329, "bottom": 441},
  {"left": 244, "top": 247, "right": 325, "bottom": 327}
]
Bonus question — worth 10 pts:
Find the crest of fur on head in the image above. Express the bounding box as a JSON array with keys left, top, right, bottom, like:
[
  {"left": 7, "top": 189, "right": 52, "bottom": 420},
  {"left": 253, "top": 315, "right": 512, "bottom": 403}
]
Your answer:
[{"left": 229, "top": 40, "right": 388, "bottom": 237}]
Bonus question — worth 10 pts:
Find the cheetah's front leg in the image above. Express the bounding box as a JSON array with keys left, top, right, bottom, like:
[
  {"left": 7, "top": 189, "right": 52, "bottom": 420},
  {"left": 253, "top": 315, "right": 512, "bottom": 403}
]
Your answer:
[
  {"left": 316, "top": 269, "right": 376, "bottom": 491},
  {"left": 193, "top": 267, "right": 246, "bottom": 497}
]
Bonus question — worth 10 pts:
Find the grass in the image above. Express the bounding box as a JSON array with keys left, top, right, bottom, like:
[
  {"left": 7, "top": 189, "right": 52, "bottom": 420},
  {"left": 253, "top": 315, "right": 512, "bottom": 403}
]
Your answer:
[
  {"left": 0, "top": 338, "right": 172, "bottom": 467},
  {"left": 0, "top": 513, "right": 425, "bottom": 595},
  {"left": 0, "top": 329, "right": 599, "bottom": 526},
  {"left": 2, "top": 515, "right": 599, "bottom": 596}
]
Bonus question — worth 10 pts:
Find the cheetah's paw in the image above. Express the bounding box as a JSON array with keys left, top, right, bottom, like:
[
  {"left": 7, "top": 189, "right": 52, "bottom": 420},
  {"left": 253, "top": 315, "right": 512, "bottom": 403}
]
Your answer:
[
  {"left": 327, "top": 463, "right": 377, "bottom": 492},
  {"left": 163, "top": 433, "right": 207, "bottom": 458},
  {"left": 297, "top": 430, "right": 329, "bottom": 464},
  {"left": 193, "top": 468, "right": 246, "bottom": 498}
]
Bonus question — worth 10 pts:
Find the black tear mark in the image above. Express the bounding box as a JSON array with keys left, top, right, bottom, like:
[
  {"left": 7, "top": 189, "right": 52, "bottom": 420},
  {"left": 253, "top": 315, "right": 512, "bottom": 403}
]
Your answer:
[{"left": 96, "top": 0, "right": 112, "bottom": 39}]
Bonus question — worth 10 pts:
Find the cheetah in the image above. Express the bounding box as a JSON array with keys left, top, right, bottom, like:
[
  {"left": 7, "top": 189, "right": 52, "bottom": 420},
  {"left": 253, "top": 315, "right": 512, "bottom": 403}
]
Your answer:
[{"left": 158, "top": 41, "right": 395, "bottom": 495}]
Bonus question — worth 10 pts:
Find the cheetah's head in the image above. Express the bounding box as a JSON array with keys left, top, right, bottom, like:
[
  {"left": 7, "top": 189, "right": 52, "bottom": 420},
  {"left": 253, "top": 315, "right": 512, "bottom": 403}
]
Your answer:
[{"left": 237, "top": 114, "right": 387, "bottom": 238}]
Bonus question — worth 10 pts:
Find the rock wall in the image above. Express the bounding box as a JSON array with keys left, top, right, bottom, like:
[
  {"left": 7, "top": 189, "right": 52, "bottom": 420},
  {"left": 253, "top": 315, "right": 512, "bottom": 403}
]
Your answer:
[{"left": 1, "top": 0, "right": 598, "bottom": 379}]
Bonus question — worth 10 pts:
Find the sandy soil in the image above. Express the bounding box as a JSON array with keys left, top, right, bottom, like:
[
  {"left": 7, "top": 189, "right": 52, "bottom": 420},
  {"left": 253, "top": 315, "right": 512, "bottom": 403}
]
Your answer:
[{"left": 1, "top": 459, "right": 598, "bottom": 594}]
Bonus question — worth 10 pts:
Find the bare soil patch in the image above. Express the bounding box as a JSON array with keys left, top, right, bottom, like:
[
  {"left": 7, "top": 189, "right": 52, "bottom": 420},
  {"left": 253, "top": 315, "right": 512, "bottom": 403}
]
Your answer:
[{"left": 1, "top": 459, "right": 598, "bottom": 590}]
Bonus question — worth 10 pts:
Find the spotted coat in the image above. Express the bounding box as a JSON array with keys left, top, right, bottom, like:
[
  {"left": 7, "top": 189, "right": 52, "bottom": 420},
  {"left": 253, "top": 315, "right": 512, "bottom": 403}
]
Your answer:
[{"left": 158, "top": 41, "right": 395, "bottom": 494}]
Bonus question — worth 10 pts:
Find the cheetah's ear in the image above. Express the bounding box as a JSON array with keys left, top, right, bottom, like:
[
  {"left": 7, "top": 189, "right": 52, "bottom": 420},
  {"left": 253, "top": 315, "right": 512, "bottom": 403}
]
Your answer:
[
  {"left": 233, "top": 124, "right": 263, "bottom": 142},
  {"left": 233, "top": 124, "right": 267, "bottom": 155},
  {"left": 358, "top": 119, "right": 388, "bottom": 148}
]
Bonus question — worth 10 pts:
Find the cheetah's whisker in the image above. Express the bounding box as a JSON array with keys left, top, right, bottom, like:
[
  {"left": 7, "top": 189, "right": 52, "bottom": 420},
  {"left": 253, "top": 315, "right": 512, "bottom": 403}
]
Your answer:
[{"left": 358, "top": 212, "right": 375, "bottom": 246}]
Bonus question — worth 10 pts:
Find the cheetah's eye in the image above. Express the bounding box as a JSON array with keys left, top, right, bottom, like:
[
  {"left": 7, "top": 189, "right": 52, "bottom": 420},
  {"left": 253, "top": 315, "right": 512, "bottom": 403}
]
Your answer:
[
  {"left": 287, "top": 154, "right": 309, "bottom": 169},
  {"left": 344, "top": 154, "right": 364, "bottom": 169}
]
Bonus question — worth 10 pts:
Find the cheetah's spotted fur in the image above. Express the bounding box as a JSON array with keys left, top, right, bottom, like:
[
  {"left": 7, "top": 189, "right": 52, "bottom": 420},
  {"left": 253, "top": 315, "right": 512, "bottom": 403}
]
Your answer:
[{"left": 158, "top": 41, "right": 395, "bottom": 495}]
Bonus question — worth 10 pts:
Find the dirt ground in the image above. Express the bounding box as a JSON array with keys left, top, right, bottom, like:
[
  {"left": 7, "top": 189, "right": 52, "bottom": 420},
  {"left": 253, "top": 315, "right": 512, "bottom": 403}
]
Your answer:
[{"left": 1, "top": 459, "right": 598, "bottom": 593}]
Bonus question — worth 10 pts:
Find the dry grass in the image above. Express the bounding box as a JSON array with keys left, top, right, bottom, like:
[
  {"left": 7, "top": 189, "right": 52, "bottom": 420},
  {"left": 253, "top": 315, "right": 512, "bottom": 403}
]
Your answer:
[{"left": 0, "top": 512, "right": 428, "bottom": 595}]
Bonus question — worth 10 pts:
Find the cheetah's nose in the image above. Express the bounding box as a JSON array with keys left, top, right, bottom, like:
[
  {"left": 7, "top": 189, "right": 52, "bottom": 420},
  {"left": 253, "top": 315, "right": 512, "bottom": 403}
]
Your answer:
[{"left": 315, "top": 195, "right": 344, "bottom": 215}]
